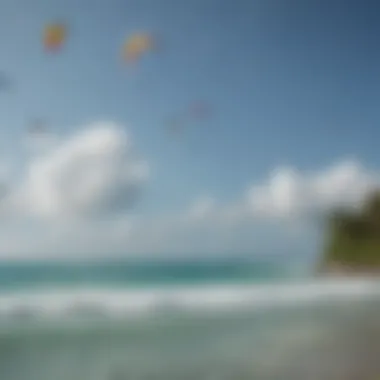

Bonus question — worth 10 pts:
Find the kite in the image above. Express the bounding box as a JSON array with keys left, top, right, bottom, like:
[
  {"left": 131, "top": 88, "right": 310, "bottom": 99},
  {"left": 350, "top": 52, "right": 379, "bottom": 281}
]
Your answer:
[
  {"left": 43, "top": 23, "right": 67, "bottom": 52},
  {"left": 165, "top": 101, "right": 212, "bottom": 138},
  {"left": 122, "top": 32, "right": 155, "bottom": 63},
  {"left": 166, "top": 116, "right": 186, "bottom": 136},
  {"left": 28, "top": 118, "right": 48, "bottom": 135},
  {"left": 189, "top": 102, "right": 211, "bottom": 120}
]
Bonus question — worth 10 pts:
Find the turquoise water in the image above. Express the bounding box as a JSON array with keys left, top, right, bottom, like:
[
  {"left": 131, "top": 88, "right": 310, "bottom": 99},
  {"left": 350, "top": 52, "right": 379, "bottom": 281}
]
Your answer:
[
  {"left": 0, "top": 259, "right": 294, "bottom": 289},
  {"left": 0, "top": 260, "right": 379, "bottom": 380}
]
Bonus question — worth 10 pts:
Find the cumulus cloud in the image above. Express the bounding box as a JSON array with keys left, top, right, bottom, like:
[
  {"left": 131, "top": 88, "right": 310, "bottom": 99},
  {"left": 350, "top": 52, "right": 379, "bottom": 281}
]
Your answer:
[
  {"left": 118, "top": 159, "right": 380, "bottom": 258},
  {"left": 0, "top": 120, "right": 377, "bottom": 260},
  {"left": 247, "top": 160, "right": 379, "bottom": 220},
  {"left": 8, "top": 122, "right": 149, "bottom": 220}
]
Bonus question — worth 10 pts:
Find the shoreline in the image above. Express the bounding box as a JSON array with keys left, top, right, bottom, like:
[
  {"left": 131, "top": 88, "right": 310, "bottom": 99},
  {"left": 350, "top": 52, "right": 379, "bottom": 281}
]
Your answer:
[{"left": 318, "top": 261, "right": 380, "bottom": 278}]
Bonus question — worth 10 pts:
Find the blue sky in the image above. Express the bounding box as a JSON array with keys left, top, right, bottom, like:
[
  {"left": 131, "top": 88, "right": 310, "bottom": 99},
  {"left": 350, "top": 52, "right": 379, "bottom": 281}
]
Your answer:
[{"left": 0, "top": 0, "right": 378, "bottom": 259}]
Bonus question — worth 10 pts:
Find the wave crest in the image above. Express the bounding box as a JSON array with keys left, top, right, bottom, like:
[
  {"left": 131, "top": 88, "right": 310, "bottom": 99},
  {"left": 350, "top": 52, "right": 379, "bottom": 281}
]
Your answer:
[{"left": 0, "top": 279, "right": 379, "bottom": 322}]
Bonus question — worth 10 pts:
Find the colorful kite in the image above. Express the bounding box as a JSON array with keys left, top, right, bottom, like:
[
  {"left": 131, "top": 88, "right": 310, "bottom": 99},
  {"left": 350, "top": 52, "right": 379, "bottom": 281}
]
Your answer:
[
  {"left": 28, "top": 118, "right": 48, "bottom": 135},
  {"left": 43, "top": 23, "right": 67, "bottom": 52},
  {"left": 122, "top": 32, "right": 155, "bottom": 63},
  {"left": 189, "top": 102, "right": 211, "bottom": 120}
]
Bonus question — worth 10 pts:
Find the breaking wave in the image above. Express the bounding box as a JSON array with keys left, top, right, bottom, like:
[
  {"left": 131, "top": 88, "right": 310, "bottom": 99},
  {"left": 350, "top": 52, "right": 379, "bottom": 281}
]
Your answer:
[{"left": 0, "top": 278, "right": 379, "bottom": 323}]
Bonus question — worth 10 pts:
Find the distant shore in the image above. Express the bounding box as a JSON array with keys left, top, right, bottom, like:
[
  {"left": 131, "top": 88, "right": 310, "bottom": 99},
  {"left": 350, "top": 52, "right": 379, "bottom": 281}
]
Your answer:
[
  {"left": 319, "top": 261, "right": 380, "bottom": 277},
  {"left": 320, "top": 191, "right": 380, "bottom": 277}
]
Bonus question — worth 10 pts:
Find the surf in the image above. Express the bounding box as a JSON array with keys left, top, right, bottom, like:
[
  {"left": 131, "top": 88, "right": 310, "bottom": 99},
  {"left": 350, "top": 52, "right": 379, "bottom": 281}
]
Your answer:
[{"left": 0, "top": 278, "right": 379, "bottom": 323}]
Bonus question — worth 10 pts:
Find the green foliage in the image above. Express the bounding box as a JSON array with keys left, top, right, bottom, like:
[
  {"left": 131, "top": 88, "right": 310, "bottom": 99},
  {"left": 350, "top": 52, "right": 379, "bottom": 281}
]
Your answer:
[{"left": 322, "top": 190, "right": 380, "bottom": 271}]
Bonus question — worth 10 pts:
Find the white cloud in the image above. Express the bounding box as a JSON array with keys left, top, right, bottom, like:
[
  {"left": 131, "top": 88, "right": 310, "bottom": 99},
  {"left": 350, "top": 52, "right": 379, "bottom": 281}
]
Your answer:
[
  {"left": 0, "top": 121, "right": 376, "bottom": 260},
  {"left": 247, "top": 160, "right": 379, "bottom": 220},
  {"left": 127, "top": 159, "right": 379, "bottom": 258},
  {"left": 11, "top": 122, "right": 149, "bottom": 220}
]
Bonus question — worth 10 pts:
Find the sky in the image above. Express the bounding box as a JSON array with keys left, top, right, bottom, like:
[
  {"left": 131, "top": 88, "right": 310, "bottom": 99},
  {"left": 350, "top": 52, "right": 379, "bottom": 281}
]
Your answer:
[{"left": 0, "top": 0, "right": 379, "bottom": 260}]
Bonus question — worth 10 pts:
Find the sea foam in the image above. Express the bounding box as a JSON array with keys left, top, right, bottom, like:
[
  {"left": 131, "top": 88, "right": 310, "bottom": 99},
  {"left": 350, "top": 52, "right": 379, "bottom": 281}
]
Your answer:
[{"left": 0, "top": 278, "right": 379, "bottom": 322}]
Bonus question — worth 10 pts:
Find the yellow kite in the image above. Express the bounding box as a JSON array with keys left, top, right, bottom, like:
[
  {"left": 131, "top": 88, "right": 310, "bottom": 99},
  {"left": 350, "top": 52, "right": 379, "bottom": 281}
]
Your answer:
[
  {"left": 43, "top": 23, "right": 66, "bottom": 51},
  {"left": 122, "top": 33, "right": 155, "bottom": 63}
]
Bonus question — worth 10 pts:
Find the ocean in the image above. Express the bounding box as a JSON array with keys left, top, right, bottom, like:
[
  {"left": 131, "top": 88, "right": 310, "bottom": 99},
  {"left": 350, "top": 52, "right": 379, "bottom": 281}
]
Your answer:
[{"left": 0, "top": 259, "right": 380, "bottom": 380}]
